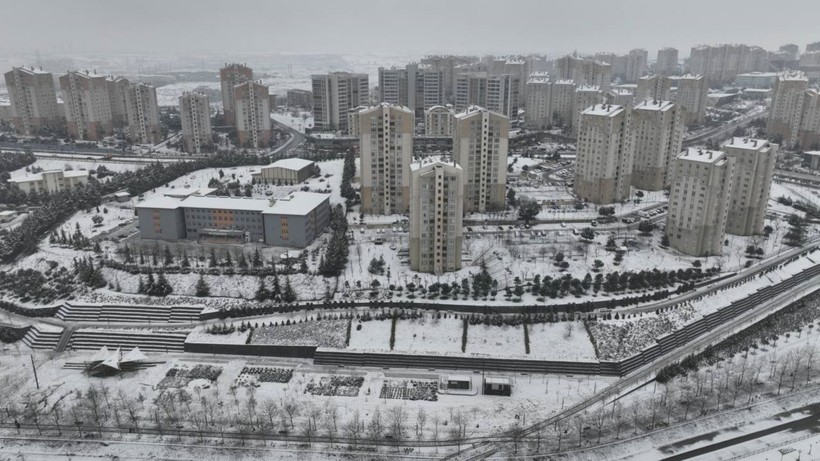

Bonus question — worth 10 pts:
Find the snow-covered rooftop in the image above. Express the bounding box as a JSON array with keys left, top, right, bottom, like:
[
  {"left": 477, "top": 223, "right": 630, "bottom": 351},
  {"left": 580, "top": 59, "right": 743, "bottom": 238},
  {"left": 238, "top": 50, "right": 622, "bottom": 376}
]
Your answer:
[
  {"left": 554, "top": 79, "right": 575, "bottom": 86},
  {"left": 779, "top": 71, "right": 808, "bottom": 82},
  {"left": 582, "top": 104, "right": 624, "bottom": 117},
  {"left": 262, "top": 192, "right": 329, "bottom": 216},
  {"left": 805, "top": 151, "right": 820, "bottom": 157},
  {"left": 723, "top": 137, "right": 771, "bottom": 151},
  {"left": 634, "top": 99, "right": 675, "bottom": 111},
  {"left": 527, "top": 76, "right": 550, "bottom": 84},
  {"left": 576, "top": 84, "right": 601, "bottom": 92},
  {"left": 181, "top": 196, "right": 272, "bottom": 212},
  {"left": 7, "top": 169, "right": 88, "bottom": 183},
  {"left": 410, "top": 159, "right": 463, "bottom": 172},
  {"left": 263, "top": 158, "right": 314, "bottom": 171},
  {"left": 678, "top": 148, "right": 726, "bottom": 164},
  {"left": 455, "top": 105, "right": 505, "bottom": 119},
  {"left": 135, "top": 196, "right": 183, "bottom": 210},
  {"left": 163, "top": 187, "right": 217, "bottom": 199}
]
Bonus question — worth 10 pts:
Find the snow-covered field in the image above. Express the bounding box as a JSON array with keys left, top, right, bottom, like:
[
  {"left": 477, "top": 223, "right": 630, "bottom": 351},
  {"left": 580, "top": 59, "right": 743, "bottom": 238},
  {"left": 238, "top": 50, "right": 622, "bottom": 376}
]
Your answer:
[
  {"left": 154, "top": 81, "right": 220, "bottom": 107},
  {"left": 272, "top": 110, "right": 314, "bottom": 133},
  {"left": 8, "top": 158, "right": 143, "bottom": 181}
]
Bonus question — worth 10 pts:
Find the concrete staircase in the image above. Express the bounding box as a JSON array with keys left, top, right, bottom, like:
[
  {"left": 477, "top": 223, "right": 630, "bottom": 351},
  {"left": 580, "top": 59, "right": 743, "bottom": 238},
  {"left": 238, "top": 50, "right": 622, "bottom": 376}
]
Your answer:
[
  {"left": 66, "top": 328, "right": 190, "bottom": 353},
  {"left": 56, "top": 303, "right": 203, "bottom": 324},
  {"left": 20, "top": 326, "right": 63, "bottom": 351}
]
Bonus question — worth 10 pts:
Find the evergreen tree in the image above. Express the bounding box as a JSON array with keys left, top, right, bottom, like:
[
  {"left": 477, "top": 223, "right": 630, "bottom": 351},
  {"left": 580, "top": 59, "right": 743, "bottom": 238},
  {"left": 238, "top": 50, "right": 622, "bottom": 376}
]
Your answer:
[
  {"left": 271, "top": 274, "right": 282, "bottom": 299},
  {"left": 181, "top": 250, "right": 190, "bottom": 268},
  {"left": 237, "top": 252, "right": 248, "bottom": 269},
  {"left": 139, "top": 250, "right": 145, "bottom": 265},
  {"left": 252, "top": 248, "right": 262, "bottom": 268},
  {"left": 283, "top": 277, "right": 297, "bottom": 303},
  {"left": 225, "top": 250, "right": 233, "bottom": 267},
  {"left": 255, "top": 276, "right": 269, "bottom": 301},
  {"left": 209, "top": 248, "right": 218, "bottom": 267},
  {"left": 137, "top": 276, "right": 145, "bottom": 294},
  {"left": 146, "top": 272, "right": 155, "bottom": 294},
  {"left": 163, "top": 246, "right": 174, "bottom": 266},
  {"left": 195, "top": 274, "right": 210, "bottom": 297},
  {"left": 124, "top": 245, "right": 134, "bottom": 263}
]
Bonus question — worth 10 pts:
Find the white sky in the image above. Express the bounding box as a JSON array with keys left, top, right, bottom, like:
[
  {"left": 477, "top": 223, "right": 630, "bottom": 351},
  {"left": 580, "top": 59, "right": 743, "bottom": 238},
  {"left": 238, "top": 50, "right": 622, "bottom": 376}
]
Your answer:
[{"left": 0, "top": 0, "right": 818, "bottom": 57}]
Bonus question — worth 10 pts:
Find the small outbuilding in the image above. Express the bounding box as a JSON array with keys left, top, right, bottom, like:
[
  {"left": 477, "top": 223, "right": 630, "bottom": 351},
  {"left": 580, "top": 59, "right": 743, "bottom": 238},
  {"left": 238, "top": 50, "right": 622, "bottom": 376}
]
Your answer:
[
  {"left": 483, "top": 377, "right": 512, "bottom": 396},
  {"left": 444, "top": 375, "right": 472, "bottom": 390}
]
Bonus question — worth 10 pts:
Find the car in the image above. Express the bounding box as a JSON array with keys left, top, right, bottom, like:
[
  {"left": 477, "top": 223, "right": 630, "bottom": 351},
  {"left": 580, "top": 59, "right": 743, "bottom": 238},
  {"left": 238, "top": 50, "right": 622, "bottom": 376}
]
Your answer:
[
  {"left": 621, "top": 218, "right": 630, "bottom": 223},
  {"left": 497, "top": 226, "right": 504, "bottom": 231},
  {"left": 467, "top": 227, "right": 473, "bottom": 232},
  {"left": 591, "top": 220, "right": 598, "bottom": 227},
  {"left": 390, "top": 244, "right": 397, "bottom": 250},
  {"left": 359, "top": 228, "right": 365, "bottom": 234},
  {"left": 560, "top": 222, "right": 566, "bottom": 227}
]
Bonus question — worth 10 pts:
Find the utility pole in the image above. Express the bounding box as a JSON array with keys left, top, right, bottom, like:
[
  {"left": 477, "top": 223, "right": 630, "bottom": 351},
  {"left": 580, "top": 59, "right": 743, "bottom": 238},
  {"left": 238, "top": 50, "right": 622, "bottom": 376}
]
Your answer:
[{"left": 30, "top": 355, "right": 39, "bottom": 389}]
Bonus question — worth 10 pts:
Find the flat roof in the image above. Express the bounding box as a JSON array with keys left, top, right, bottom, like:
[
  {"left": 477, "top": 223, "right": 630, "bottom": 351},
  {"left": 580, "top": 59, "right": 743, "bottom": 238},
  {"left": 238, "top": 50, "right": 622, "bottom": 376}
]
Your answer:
[
  {"left": 263, "top": 192, "right": 329, "bottom": 216},
  {"left": 264, "top": 158, "right": 314, "bottom": 171},
  {"left": 8, "top": 169, "right": 88, "bottom": 183},
  {"left": 135, "top": 196, "right": 182, "bottom": 210},
  {"left": 410, "top": 159, "right": 463, "bottom": 172},
  {"left": 634, "top": 100, "right": 675, "bottom": 111},
  {"left": 182, "top": 196, "right": 272, "bottom": 212},
  {"left": 162, "top": 187, "right": 217, "bottom": 199},
  {"left": 805, "top": 151, "right": 820, "bottom": 157},
  {"left": 485, "top": 377, "right": 511, "bottom": 385},
  {"left": 0, "top": 210, "right": 17, "bottom": 217},
  {"left": 678, "top": 148, "right": 726, "bottom": 164},
  {"left": 447, "top": 375, "right": 472, "bottom": 382},
  {"left": 723, "top": 137, "right": 770, "bottom": 151},
  {"left": 582, "top": 104, "right": 624, "bottom": 117}
]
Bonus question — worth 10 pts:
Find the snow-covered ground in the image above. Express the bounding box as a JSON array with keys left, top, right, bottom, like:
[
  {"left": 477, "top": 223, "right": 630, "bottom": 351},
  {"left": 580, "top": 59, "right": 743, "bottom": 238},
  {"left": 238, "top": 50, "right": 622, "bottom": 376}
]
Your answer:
[
  {"left": 8, "top": 158, "right": 143, "bottom": 181},
  {"left": 272, "top": 110, "right": 314, "bottom": 133},
  {"left": 0, "top": 351, "right": 617, "bottom": 442}
]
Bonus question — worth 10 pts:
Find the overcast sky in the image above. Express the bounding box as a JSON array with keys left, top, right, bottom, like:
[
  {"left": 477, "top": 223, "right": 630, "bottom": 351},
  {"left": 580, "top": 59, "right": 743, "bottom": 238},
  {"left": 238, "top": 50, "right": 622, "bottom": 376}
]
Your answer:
[{"left": 1, "top": 0, "right": 818, "bottom": 58}]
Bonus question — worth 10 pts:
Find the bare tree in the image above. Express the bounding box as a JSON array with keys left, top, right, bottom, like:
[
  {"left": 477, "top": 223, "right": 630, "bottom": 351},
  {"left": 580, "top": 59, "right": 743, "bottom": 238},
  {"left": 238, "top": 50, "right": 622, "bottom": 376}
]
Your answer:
[
  {"left": 344, "top": 410, "right": 364, "bottom": 447},
  {"left": 805, "top": 344, "right": 818, "bottom": 385},
  {"left": 387, "top": 406, "right": 407, "bottom": 451},
  {"left": 591, "top": 406, "right": 608, "bottom": 444},
  {"left": 509, "top": 421, "right": 524, "bottom": 454},
  {"left": 262, "top": 399, "right": 279, "bottom": 436},
  {"left": 430, "top": 413, "right": 440, "bottom": 451},
  {"left": 22, "top": 392, "right": 44, "bottom": 435},
  {"left": 117, "top": 390, "right": 141, "bottom": 436},
  {"left": 775, "top": 353, "right": 793, "bottom": 395},
  {"left": 281, "top": 397, "right": 299, "bottom": 429},
  {"left": 367, "top": 407, "right": 383, "bottom": 443},
  {"left": 448, "top": 410, "right": 468, "bottom": 451},
  {"left": 322, "top": 403, "right": 338, "bottom": 447},
  {"left": 573, "top": 412, "right": 586, "bottom": 447},
  {"left": 415, "top": 407, "right": 427, "bottom": 446},
  {"left": 300, "top": 412, "right": 315, "bottom": 447},
  {"left": 553, "top": 417, "right": 571, "bottom": 452}
]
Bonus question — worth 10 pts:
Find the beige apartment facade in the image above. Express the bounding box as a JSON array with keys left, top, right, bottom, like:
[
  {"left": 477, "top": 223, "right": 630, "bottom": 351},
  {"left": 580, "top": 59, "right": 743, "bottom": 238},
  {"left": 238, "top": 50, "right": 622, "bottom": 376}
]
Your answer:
[
  {"left": 634, "top": 74, "right": 672, "bottom": 103},
  {"left": 219, "top": 63, "right": 253, "bottom": 126},
  {"left": 424, "top": 105, "right": 455, "bottom": 137},
  {"left": 60, "top": 71, "right": 113, "bottom": 141},
  {"left": 179, "top": 92, "right": 212, "bottom": 153},
  {"left": 574, "top": 104, "right": 632, "bottom": 204},
  {"left": 409, "top": 160, "right": 464, "bottom": 274},
  {"left": 359, "top": 103, "right": 414, "bottom": 214},
  {"left": 722, "top": 137, "right": 777, "bottom": 235},
  {"left": 676, "top": 74, "right": 709, "bottom": 127},
  {"left": 4, "top": 67, "right": 63, "bottom": 135},
  {"left": 666, "top": 148, "right": 735, "bottom": 256},
  {"left": 453, "top": 106, "right": 509, "bottom": 213},
  {"left": 629, "top": 100, "right": 684, "bottom": 190},
  {"left": 125, "top": 82, "right": 161, "bottom": 144},
  {"left": 234, "top": 81, "right": 271, "bottom": 148}
]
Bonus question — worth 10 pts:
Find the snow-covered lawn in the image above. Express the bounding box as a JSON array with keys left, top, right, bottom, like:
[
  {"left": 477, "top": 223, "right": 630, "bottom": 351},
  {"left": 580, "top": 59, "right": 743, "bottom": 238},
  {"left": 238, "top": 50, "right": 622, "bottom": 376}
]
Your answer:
[
  {"left": 348, "top": 318, "right": 393, "bottom": 351},
  {"left": 272, "top": 110, "right": 313, "bottom": 133},
  {"left": 8, "top": 158, "right": 143, "bottom": 181},
  {"left": 55, "top": 202, "right": 136, "bottom": 238},
  {"left": 392, "top": 316, "right": 463, "bottom": 355},
  {"left": 185, "top": 326, "right": 250, "bottom": 345},
  {"left": 468, "top": 323, "right": 525, "bottom": 357},
  {"left": 154, "top": 81, "right": 220, "bottom": 107},
  {"left": 528, "top": 321, "right": 598, "bottom": 361}
]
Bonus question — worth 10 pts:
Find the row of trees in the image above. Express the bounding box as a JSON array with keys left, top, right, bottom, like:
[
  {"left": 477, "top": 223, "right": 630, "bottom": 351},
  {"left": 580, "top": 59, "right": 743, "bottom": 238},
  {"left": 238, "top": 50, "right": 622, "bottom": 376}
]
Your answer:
[{"left": 318, "top": 205, "right": 350, "bottom": 277}]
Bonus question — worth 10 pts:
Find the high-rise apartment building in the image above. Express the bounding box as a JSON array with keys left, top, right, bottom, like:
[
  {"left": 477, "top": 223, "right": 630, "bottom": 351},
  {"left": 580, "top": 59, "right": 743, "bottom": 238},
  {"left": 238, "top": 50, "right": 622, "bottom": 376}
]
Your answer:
[
  {"left": 454, "top": 72, "right": 519, "bottom": 118},
  {"left": 554, "top": 55, "right": 611, "bottom": 93},
  {"left": 573, "top": 85, "right": 604, "bottom": 136},
  {"left": 420, "top": 55, "right": 479, "bottom": 102},
  {"left": 106, "top": 76, "right": 130, "bottom": 128},
  {"left": 574, "top": 104, "right": 632, "bottom": 204},
  {"left": 628, "top": 100, "right": 684, "bottom": 190},
  {"left": 453, "top": 106, "right": 509, "bottom": 212},
  {"left": 219, "top": 63, "right": 253, "bottom": 126},
  {"left": 234, "top": 81, "right": 271, "bottom": 148},
  {"left": 608, "top": 88, "right": 635, "bottom": 107},
  {"left": 286, "top": 89, "right": 312, "bottom": 110},
  {"left": 767, "top": 71, "right": 809, "bottom": 147},
  {"left": 4, "top": 67, "right": 62, "bottom": 135},
  {"left": 798, "top": 90, "right": 820, "bottom": 149},
  {"left": 675, "top": 75, "right": 709, "bottom": 127},
  {"left": 425, "top": 105, "right": 455, "bottom": 137},
  {"left": 721, "top": 137, "right": 777, "bottom": 235},
  {"left": 358, "top": 103, "right": 414, "bottom": 214},
  {"left": 525, "top": 74, "right": 551, "bottom": 129},
  {"left": 179, "top": 92, "right": 213, "bottom": 154},
  {"left": 625, "top": 49, "right": 649, "bottom": 82},
  {"left": 634, "top": 75, "right": 672, "bottom": 103},
  {"left": 378, "top": 64, "right": 444, "bottom": 117},
  {"left": 312, "top": 72, "right": 369, "bottom": 133},
  {"left": 666, "top": 148, "right": 734, "bottom": 256},
  {"left": 656, "top": 48, "right": 679, "bottom": 76},
  {"left": 409, "top": 160, "right": 464, "bottom": 274},
  {"left": 688, "top": 44, "right": 769, "bottom": 82},
  {"left": 59, "top": 71, "right": 113, "bottom": 141},
  {"left": 807, "top": 42, "right": 820, "bottom": 53},
  {"left": 550, "top": 80, "right": 576, "bottom": 127},
  {"left": 125, "top": 82, "right": 161, "bottom": 145}
]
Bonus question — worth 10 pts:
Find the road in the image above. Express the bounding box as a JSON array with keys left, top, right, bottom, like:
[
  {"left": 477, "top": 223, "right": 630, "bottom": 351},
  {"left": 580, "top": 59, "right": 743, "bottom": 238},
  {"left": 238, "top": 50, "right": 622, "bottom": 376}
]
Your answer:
[{"left": 682, "top": 108, "right": 768, "bottom": 147}]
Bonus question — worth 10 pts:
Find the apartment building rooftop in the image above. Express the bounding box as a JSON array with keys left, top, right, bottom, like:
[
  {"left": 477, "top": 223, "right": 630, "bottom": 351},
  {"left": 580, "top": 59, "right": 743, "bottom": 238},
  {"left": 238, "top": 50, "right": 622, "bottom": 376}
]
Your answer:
[
  {"left": 266, "top": 158, "right": 314, "bottom": 170},
  {"left": 410, "top": 159, "right": 463, "bottom": 172},
  {"left": 779, "top": 71, "right": 808, "bottom": 82},
  {"left": 634, "top": 99, "right": 676, "bottom": 111},
  {"left": 454, "top": 105, "right": 504, "bottom": 119},
  {"left": 724, "top": 137, "right": 770, "bottom": 150},
  {"left": 678, "top": 148, "right": 727, "bottom": 164},
  {"left": 582, "top": 104, "right": 624, "bottom": 117}
]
